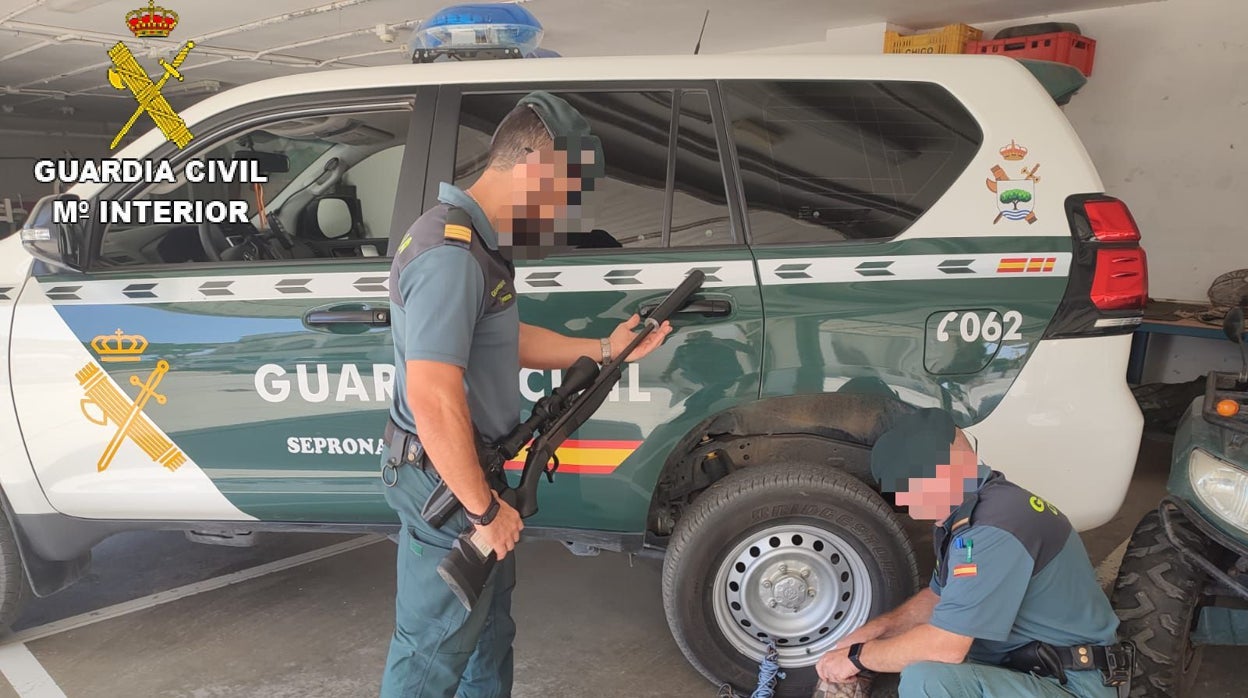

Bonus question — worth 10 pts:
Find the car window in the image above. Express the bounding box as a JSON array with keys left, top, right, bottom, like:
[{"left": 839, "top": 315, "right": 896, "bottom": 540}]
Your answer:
[
  {"left": 98, "top": 108, "right": 411, "bottom": 266},
  {"left": 721, "top": 80, "right": 982, "bottom": 244},
  {"left": 670, "top": 90, "right": 732, "bottom": 247},
  {"left": 341, "top": 145, "right": 405, "bottom": 240},
  {"left": 453, "top": 88, "right": 733, "bottom": 253}
]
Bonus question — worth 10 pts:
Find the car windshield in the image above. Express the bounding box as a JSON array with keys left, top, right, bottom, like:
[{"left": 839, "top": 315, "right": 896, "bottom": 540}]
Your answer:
[
  {"left": 234, "top": 131, "right": 334, "bottom": 201},
  {"left": 200, "top": 131, "right": 335, "bottom": 217}
]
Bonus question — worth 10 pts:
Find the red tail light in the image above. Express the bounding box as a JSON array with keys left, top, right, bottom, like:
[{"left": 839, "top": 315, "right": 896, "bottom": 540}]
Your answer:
[
  {"left": 1091, "top": 247, "right": 1148, "bottom": 310},
  {"left": 1084, "top": 199, "right": 1141, "bottom": 242},
  {"left": 1045, "top": 194, "right": 1147, "bottom": 338}
]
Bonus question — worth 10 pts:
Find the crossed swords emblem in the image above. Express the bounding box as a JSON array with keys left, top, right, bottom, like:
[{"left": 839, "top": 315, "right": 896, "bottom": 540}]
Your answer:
[
  {"left": 77, "top": 360, "right": 186, "bottom": 473},
  {"left": 106, "top": 40, "right": 196, "bottom": 150}
]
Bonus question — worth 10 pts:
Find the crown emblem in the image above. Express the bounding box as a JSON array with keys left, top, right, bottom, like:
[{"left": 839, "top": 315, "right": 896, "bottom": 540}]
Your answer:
[
  {"left": 126, "top": 1, "right": 179, "bottom": 38},
  {"left": 999, "top": 139, "right": 1029, "bottom": 161},
  {"left": 92, "top": 329, "right": 148, "bottom": 362}
]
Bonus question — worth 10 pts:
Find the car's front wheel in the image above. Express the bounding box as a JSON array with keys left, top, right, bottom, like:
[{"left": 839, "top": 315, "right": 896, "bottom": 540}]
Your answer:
[
  {"left": 661, "top": 462, "right": 918, "bottom": 697},
  {"left": 0, "top": 510, "right": 30, "bottom": 631}
]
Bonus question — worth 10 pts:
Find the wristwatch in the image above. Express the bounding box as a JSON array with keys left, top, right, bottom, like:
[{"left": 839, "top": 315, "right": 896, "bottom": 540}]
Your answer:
[
  {"left": 847, "top": 642, "right": 870, "bottom": 673},
  {"left": 464, "top": 494, "right": 501, "bottom": 527},
  {"left": 599, "top": 337, "right": 612, "bottom": 364}
]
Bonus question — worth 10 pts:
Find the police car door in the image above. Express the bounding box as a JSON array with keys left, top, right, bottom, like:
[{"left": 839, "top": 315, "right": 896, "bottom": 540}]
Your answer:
[
  {"left": 9, "top": 96, "right": 427, "bottom": 523},
  {"left": 431, "top": 84, "right": 764, "bottom": 532}
]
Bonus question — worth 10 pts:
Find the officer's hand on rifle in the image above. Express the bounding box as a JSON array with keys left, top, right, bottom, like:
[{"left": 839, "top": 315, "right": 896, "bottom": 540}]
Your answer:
[
  {"left": 473, "top": 494, "right": 524, "bottom": 560},
  {"left": 608, "top": 313, "right": 673, "bottom": 362}
]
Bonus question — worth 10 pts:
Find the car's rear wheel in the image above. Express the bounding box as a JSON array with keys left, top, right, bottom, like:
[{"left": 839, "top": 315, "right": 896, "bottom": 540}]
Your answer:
[
  {"left": 1111, "top": 508, "right": 1221, "bottom": 698},
  {"left": 662, "top": 462, "right": 918, "bottom": 697}
]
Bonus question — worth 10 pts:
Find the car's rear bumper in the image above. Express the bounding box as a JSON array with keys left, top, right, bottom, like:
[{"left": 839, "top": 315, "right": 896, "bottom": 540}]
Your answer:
[{"left": 967, "top": 333, "right": 1142, "bottom": 531}]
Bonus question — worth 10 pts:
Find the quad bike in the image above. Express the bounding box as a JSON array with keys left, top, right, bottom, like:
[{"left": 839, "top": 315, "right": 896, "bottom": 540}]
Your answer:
[{"left": 1111, "top": 304, "right": 1248, "bottom": 697}]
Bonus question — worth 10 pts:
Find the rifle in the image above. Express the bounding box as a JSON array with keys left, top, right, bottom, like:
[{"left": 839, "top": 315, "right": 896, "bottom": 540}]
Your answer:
[{"left": 431, "top": 270, "right": 706, "bottom": 610}]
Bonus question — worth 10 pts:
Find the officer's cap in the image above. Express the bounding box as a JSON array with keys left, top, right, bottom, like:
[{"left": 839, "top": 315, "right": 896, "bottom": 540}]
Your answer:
[
  {"left": 512, "top": 91, "right": 606, "bottom": 179},
  {"left": 870, "top": 408, "right": 958, "bottom": 493}
]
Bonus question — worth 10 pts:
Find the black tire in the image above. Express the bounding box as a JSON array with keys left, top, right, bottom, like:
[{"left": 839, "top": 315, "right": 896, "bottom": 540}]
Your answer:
[
  {"left": 993, "top": 22, "right": 1083, "bottom": 40},
  {"left": 1111, "top": 509, "right": 1220, "bottom": 698},
  {"left": 0, "top": 511, "right": 29, "bottom": 631},
  {"left": 662, "top": 463, "right": 919, "bottom": 698}
]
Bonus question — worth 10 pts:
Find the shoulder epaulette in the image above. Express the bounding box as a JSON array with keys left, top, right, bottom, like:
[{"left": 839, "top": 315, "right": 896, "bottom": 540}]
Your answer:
[{"left": 443, "top": 206, "right": 474, "bottom": 248}]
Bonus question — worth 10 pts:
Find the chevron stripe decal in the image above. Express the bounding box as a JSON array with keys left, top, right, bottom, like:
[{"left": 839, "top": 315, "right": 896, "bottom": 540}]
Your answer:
[{"left": 35, "top": 253, "right": 1069, "bottom": 305}]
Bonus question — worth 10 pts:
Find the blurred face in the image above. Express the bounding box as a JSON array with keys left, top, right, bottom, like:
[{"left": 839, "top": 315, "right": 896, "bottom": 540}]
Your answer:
[
  {"left": 496, "top": 147, "right": 597, "bottom": 260},
  {"left": 893, "top": 433, "right": 981, "bottom": 523}
]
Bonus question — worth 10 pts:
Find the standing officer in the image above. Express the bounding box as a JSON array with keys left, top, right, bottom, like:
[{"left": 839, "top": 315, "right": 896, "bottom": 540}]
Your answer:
[
  {"left": 379, "top": 92, "right": 672, "bottom": 698},
  {"left": 816, "top": 408, "right": 1129, "bottom": 697}
]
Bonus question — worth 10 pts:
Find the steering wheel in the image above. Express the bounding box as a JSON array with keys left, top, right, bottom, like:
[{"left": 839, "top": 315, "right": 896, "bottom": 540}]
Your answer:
[
  {"left": 198, "top": 220, "right": 231, "bottom": 262},
  {"left": 199, "top": 220, "right": 280, "bottom": 262}
]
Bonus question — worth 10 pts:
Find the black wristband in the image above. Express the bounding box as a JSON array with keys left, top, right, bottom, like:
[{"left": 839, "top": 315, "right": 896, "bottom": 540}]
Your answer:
[
  {"left": 848, "top": 642, "right": 870, "bottom": 673},
  {"left": 465, "top": 494, "right": 500, "bottom": 526}
]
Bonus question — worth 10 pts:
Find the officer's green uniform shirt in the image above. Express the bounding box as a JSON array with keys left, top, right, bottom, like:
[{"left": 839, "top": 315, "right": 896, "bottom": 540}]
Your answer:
[
  {"left": 929, "top": 471, "right": 1120, "bottom": 665},
  {"left": 388, "top": 183, "right": 520, "bottom": 443}
]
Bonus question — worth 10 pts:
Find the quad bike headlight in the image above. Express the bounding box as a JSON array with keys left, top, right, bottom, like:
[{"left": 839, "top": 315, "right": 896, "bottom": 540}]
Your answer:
[{"left": 1189, "top": 448, "right": 1248, "bottom": 534}]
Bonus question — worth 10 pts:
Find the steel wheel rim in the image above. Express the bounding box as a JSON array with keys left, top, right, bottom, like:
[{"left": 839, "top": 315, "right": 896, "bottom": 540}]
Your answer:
[{"left": 711, "top": 523, "right": 873, "bottom": 666}]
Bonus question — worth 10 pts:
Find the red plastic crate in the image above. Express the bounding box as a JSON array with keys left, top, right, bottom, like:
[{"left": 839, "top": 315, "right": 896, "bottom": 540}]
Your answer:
[{"left": 965, "top": 31, "right": 1096, "bottom": 76}]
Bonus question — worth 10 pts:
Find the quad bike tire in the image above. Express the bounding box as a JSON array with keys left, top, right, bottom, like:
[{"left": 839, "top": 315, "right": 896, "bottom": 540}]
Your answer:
[
  {"left": 662, "top": 462, "right": 917, "bottom": 698},
  {"left": 1111, "top": 508, "right": 1222, "bottom": 698},
  {"left": 993, "top": 22, "right": 1083, "bottom": 40}
]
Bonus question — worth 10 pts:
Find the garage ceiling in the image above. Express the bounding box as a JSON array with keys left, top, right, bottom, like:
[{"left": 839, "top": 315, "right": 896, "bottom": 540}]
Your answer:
[{"left": 1, "top": 0, "right": 1160, "bottom": 136}]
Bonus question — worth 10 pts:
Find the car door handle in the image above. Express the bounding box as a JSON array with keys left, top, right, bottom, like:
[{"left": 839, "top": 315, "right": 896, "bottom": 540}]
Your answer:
[
  {"left": 639, "top": 295, "right": 733, "bottom": 319},
  {"left": 304, "top": 304, "right": 391, "bottom": 328}
]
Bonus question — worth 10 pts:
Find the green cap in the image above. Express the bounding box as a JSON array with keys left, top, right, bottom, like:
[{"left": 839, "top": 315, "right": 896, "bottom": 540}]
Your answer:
[
  {"left": 870, "top": 408, "right": 957, "bottom": 493},
  {"left": 513, "top": 91, "right": 605, "bottom": 179}
]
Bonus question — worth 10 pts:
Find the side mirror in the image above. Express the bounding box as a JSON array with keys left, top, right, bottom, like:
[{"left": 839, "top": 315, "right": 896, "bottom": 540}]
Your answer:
[
  {"left": 314, "top": 197, "right": 356, "bottom": 239},
  {"left": 20, "top": 193, "right": 86, "bottom": 272},
  {"left": 1226, "top": 306, "right": 1246, "bottom": 345},
  {"left": 233, "top": 150, "right": 290, "bottom": 176}
]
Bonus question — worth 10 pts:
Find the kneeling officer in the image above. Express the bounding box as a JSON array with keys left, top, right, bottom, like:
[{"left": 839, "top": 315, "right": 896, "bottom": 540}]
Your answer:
[
  {"left": 379, "top": 92, "right": 672, "bottom": 697},
  {"left": 817, "top": 408, "right": 1133, "bottom": 697}
]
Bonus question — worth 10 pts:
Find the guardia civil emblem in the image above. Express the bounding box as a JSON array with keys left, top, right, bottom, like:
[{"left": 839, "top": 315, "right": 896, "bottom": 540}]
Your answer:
[
  {"left": 986, "top": 140, "right": 1040, "bottom": 224},
  {"left": 106, "top": 1, "right": 195, "bottom": 150},
  {"left": 78, "top": 330, "right": 186, "bottom": 473}
]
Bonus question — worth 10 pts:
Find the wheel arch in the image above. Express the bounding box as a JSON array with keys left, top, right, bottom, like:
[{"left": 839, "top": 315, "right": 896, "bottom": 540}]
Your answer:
[{"left": 647, "top": 391, "right": 918, "bottom": 537}]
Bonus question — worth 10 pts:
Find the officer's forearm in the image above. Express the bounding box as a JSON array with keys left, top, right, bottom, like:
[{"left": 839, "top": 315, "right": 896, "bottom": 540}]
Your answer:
[
  {"left": 519, "top": 323, "right": 599, "bottom": 370},
  {"left": 877, "top": 588, "right": 939, "bottom": 638},
  {"left": 855, "top": 623, "right": 972, "bottom": 673},
  {"left": 406, "top": 360, "right": 493, "bottom": 515}
]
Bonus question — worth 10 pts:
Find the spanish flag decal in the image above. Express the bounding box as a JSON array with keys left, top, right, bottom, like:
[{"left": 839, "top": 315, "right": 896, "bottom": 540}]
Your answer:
[
  {"left": 953, "top": 563, "right": 978, "bottom": 578},
  {"left": 997, "top": 256, "right": 1056, "bottom": 273},
  {"left": 504, "top": 439, "right": 641, "bottom": 475}
]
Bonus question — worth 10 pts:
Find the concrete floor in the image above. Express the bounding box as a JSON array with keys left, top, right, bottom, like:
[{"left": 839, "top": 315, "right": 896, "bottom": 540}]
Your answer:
[{"left": 0, "top": 434, "right": 1242, "bottom": 697}]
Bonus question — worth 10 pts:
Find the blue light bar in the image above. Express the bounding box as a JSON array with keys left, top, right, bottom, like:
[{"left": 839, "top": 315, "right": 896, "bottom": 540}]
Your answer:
[{"left": 410, "top": 3, "right": 544, "bottom": 56}]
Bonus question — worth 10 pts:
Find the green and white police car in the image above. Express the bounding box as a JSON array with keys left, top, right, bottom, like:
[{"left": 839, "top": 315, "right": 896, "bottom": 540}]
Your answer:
[{"left": 8, "top": 54, "right": 1146, "bottom": 695}]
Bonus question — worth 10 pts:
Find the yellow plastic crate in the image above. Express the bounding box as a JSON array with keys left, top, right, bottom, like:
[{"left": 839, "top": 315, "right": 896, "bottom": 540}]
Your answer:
[{"left": 884, "top": 23, "right": 983, "bottom": 54}]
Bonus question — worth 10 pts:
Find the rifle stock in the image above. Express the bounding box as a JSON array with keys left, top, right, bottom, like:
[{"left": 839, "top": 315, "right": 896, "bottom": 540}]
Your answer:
[{"left": 437, "top": 271, "right": 705, "bottom": 610}]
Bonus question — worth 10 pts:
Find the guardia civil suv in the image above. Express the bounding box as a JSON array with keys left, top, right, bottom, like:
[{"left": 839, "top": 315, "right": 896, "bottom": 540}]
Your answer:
[{"left": 7, "top": 54, "right": 1147, "bottom": 696}]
